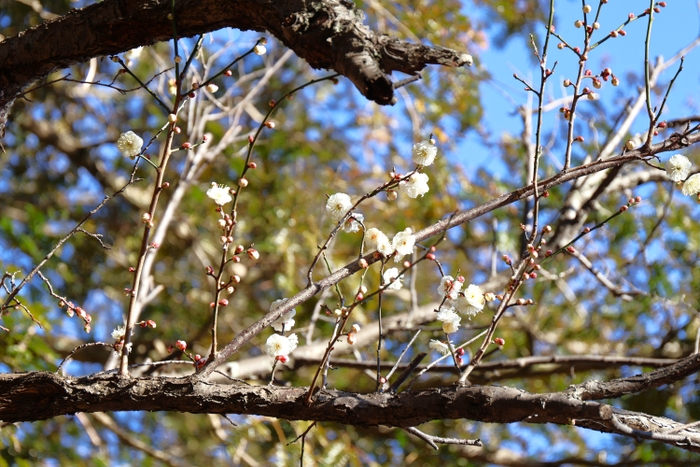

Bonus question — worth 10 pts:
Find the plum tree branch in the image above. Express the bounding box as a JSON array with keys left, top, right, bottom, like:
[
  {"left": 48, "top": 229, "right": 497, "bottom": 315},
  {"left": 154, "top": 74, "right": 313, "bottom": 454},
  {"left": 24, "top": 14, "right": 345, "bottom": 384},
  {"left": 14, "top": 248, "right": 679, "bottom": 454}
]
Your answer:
[
  {"left": 0, "top": 0, "right": 472, "bottom": 136},
  {"left": 3, "top": 353, "right": 700, "bottom": 452}
]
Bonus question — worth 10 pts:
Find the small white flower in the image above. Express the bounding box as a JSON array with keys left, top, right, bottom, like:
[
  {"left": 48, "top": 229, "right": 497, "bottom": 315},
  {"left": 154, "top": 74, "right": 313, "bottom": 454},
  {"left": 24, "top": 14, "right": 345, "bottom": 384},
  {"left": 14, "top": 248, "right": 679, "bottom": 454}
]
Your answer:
[
  {"left": 343, "top": 213, "right": 364, "bottom": 233},
  {"left": 117, "top": 131, "right": 143, "bottom": 159},
  {"left": 205, "top": 83, "right": 219, "bottom": 93},
  {"left": 392, "top": 228, "right": 416, "bottom": 261},
  {"left": 436, "top": 308, "right": 461, "bottom": 334},
  {"left": 400, "top": 172, "right": 430, "bottom": 198},
  {"left": 206, "top": 182, "right": 233, "bottom": 206},
  {"left": 666, "top": 154, "right": 692, "bottom": 182},
  {"left": 454, "top": 284, "right": 485, "bottom": 317},
  {"left": 326, "top": 193, "right": 353, "bottom": 222},
  {"left": 265, "top": 333, "right": 298, "bottom": 359},
  {"left": 111, "top": 325, "right": 126, "bottom": 340},
  {"left": 682, "top": 173, "right": 700, "bottom": 196},
  {"left": 412, "top": 140, "right": 438, "bottom": 166},
  {"left": 254, "top": 44, "right": 267, "bottom": 55},
  {"left": 429, "top": 339, "right": 451, "bottom": 356},
  {"left": 366, "top": 228, "right": 394, "bottom": 256},
  {"left": 270, "top": 299, "right": 296, "bottom": 332},
  {"left": 437, "top": 275, "right": 462, "bottom": 300},
  {"left": 382, "top": 267, "right": 403, "bottom": 290}
]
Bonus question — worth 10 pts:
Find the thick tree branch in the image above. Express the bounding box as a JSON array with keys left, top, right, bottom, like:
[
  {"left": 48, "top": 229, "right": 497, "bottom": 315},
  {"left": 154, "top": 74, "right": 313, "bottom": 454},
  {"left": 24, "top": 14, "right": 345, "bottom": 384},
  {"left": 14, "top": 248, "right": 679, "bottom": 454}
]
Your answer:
[
  {"left": 2, "top": 362, "right": 700, "bottom": 452},
  {"left": 0, "top": 0, "right": 472, "bottom": 136}
]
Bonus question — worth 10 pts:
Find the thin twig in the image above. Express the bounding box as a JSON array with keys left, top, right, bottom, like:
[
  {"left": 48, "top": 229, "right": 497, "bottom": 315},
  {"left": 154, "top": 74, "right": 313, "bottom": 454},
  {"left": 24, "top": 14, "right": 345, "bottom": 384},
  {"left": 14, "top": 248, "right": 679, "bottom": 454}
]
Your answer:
[{"left": 404, "top": 426, "right": 482, "bottom": 450}]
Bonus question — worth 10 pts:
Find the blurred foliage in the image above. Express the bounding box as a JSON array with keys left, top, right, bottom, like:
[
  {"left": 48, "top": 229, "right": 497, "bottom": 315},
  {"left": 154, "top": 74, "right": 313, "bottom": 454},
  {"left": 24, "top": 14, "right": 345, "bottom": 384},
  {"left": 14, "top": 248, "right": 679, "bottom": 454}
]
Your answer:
[{"left": 2, "top": 0, "right": 700, "bottom": 465}]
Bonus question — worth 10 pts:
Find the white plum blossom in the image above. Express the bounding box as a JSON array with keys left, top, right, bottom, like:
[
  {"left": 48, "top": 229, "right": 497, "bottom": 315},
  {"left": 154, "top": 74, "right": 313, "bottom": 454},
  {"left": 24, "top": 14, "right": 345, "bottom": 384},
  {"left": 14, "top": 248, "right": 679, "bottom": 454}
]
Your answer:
[
  {"left": 429, "top": 339, "right": 451, "bottom": 356},
  {"left": 454, "top": 284, "right": 485, "bottom": 317},
  {"left": 400, "top": 172, "right": 430, "bottom": 198},
  {"left": 437, "top": 275, "right": 462, "bottom": 300},
  {"left": 111, "top": 325, "right": 132, "bottom": 355},
  {"left": 436, "top": 308, "right": 461, "bottom": 334},
  {"left": 117, "top": 131, "right": 143, "bottom": 159},
  {"left": 343, "top": 213, "right": 364, "bottom": 233},
  {"left": 111, "top": 325, "right": 126, "bottom": 340},
  {"left": 366, "top": 228, "right": 394, "bottom": 256},
  {"left": 326, "top": 193, "right": 353, "bottom": 221},
  {"left": 270, "top": 299, "right": 296, "bottom": 332},
  {"left": 392, "top": 228, "right": 416, "bottom": 261},
  {"left": 206, "top": 182, "right": 233, "bottom": 206},
  {"left": 254, "top": 44, "right": 267, "bottom": 55},
  {"left": 412, "top": 140, "right": 438, "bottom": 166},
  {"left": 682, "top": 173, "right": 700, "bottom": 196},
  {"left": 666, "top": 154, "right": 692, "bottom": 182},
  {"left": 265, "top": 333, "right": 298, "bottom": 360},
  {"left": 382, "top": 267, "right": 403, "bottom": 290}
]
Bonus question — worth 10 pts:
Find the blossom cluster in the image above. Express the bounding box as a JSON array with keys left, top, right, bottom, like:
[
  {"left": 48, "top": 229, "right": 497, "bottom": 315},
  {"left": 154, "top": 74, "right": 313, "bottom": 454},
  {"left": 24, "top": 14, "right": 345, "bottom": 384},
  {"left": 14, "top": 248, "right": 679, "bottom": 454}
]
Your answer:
[
  {"left": 666, "top": 154, "right": 700, "bottom": 197},
  {"left": 265, "top": 298, "right": 298, "bottom": 363},
  {"left": 324, "top": 139, "right": 438, "bottom": 236},
  {"left": 434, "top": 276, "right": 487, "bottom": 335}
]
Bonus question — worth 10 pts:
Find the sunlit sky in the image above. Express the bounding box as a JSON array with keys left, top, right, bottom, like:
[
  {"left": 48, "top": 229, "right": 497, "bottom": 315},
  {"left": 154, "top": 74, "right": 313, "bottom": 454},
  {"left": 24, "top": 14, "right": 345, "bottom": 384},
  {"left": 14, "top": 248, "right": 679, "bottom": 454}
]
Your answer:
[{"left": 458, "top": 1, "right": 700, "bottom": 170}]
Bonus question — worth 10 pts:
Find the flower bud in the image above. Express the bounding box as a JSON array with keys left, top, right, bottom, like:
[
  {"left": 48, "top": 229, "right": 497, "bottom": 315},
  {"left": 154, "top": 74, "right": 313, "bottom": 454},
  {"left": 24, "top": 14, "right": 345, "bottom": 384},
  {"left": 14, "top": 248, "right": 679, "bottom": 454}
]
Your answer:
[{"left": 247, "top": 248, "right": 260, "bottom": 260}]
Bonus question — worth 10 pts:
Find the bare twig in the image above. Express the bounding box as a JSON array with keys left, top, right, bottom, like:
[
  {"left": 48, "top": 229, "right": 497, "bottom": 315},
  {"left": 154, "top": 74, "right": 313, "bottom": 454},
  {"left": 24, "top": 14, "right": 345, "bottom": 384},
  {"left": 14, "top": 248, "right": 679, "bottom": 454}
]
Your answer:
[{"left": 404, "top": 426, "right": 482, "bottom": 450}]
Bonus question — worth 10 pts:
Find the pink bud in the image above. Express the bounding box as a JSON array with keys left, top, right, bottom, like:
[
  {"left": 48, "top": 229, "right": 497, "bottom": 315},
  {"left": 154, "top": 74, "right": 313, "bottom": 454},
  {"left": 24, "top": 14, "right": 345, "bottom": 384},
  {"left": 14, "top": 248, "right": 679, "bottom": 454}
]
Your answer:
[
  {"left": 176, "top": 340, "right": 187, "bottom": 351},
  {"left": 247, "top": 248, "right": 260, "bottom": 260},
  {"left": 494, "top": 337, "right": 505, "bottom": 346}
]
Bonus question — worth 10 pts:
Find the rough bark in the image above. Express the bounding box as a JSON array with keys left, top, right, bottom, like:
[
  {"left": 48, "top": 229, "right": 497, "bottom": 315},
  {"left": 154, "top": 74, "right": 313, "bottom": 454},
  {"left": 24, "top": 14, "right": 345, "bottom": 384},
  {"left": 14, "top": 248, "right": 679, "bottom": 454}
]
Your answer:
[
  {"left": 0, "top": 0, "right": 472, "bottom": 136},
  {"left": 3, "top": 354, "right": 700, "bottom": 452}
]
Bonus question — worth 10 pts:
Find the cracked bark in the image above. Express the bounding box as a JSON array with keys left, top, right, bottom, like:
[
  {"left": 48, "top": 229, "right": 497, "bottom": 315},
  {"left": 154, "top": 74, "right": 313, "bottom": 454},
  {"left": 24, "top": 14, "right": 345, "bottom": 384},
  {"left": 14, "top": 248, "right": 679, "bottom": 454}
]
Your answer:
[
  {"left": 0, "top": 0, "right": 472, "bottom": 136},
  {"left": 3, "top": 353, "right": 700, "bottom": 452}
]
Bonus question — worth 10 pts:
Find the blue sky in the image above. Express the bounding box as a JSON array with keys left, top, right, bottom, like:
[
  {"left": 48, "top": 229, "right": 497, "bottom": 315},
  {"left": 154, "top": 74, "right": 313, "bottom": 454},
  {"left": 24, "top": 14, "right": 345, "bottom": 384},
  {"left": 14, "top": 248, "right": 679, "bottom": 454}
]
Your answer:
[{"left": 459, "top": 1, "right": 700, "bottom": 169}]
